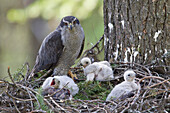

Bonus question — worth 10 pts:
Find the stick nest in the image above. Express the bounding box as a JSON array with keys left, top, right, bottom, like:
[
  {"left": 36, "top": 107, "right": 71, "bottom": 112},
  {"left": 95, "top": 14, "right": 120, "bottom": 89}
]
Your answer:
[{"left": 0, "top": 61, "right": 169, "bottom": 113}]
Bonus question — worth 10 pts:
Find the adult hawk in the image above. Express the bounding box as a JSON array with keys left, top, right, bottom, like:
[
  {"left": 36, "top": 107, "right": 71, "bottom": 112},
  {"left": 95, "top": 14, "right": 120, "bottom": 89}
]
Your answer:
[{"left": 29, "top": 16, "right": 85, "bottom": 79}]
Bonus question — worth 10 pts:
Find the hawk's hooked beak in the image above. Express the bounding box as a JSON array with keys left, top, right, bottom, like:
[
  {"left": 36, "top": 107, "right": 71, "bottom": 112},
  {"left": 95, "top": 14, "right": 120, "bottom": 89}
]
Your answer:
[{"left": 68, "top": 23, "right": 73, "bottom": 30}]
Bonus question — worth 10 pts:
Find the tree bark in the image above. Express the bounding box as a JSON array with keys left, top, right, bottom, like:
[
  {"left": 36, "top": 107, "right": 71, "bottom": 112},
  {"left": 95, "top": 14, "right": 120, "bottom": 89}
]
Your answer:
[{"left": 103, "top": 0, "right": 169, "bottom": 69}]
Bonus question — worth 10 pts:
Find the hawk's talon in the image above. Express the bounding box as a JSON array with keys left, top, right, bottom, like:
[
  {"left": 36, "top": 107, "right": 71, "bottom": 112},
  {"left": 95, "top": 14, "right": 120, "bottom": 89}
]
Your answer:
[{"left": 68, "top": 70, "right": 78, "bottom": 81}]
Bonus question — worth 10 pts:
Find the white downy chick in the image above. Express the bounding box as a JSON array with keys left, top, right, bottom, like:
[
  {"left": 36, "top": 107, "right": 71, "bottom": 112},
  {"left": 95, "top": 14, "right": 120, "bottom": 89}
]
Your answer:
[
  {"left": 42, "top": 77, "right": 71, "bottom": 100},
  {"left": 53, "top": 75, "right": 79, "bottom": 96},
  {"left": 42, "top": 75, "right": 79, "bottom": 96},
  {"left": 81, "top": 57, "right": 114, "bottom": 81},
  {"left": 106, "top": 70, "right": 139, "bottom": 101},
  {"left": 42, "top": 77, "right": 60, "bottom": 90}
]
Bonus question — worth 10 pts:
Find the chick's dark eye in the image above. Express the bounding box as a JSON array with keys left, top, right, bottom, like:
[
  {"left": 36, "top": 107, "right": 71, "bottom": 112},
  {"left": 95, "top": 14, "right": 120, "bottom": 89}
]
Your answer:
[
  {"left": 85, "top": 62, "right": 88, "bottom": 64},
  {"left": 64, "top": 23, "right": 68, "bottom": 26},
  {"left": 127, "top": 74, "right": 130, "bottom": 76}
]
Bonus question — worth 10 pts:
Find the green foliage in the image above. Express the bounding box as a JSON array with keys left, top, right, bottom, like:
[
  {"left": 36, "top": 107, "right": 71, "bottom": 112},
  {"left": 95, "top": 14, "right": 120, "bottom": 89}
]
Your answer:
[
  {"left": 35, "top": 88, "right": 53, "bottom": 113},
  {"left": 11, "top": 64, "right": 45, "bottom": 81},
  {"left": 74, "top": 81, "right": 112, "bottom": 100},
  {"left": 7, "top": 9, "right": 26, "bottom": 24},
  {"left": 7, "top": 0, "right": 102, "bottom": 23},
  {"left": 12, "top": 64, "right": 28, "bottom": 81},
  {"left": 36, "top": 70, "right": 48, "bottom": 78}
]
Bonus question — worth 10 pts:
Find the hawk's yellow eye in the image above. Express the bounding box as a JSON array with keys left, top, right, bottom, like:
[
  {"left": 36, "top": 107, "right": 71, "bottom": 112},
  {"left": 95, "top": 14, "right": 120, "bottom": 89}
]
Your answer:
[{"left": 73, "top": 21, "right": 76, "bottom": 24}]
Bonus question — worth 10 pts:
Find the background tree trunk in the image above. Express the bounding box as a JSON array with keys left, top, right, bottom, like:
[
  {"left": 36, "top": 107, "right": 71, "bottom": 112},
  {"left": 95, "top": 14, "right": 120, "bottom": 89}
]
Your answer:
[{"left": 103, "top": 0, "right": 169, "bottom": 73}]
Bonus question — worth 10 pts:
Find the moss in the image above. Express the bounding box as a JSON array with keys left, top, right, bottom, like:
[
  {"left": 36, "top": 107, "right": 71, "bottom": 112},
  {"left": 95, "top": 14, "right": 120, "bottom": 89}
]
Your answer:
[{"left": 74, "top": 81, "right": 112, "bottom": 100}]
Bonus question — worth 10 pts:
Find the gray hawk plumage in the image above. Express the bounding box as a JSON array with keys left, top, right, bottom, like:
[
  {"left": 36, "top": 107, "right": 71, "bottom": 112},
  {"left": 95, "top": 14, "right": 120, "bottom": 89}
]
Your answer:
[{"left": 30, "top": 16, "right": 85, "bottom": 78}]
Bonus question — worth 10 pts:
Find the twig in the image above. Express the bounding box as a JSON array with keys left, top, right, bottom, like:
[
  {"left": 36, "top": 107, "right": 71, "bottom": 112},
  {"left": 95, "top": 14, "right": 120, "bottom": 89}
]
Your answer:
[
  {"left": 16, "top": 84, "right": 58, "bottom": 112},
  {"left": 149, "top": 79, "right": 170, "bottom": 88},
  {"left": 50, "top": 97, "right": 67, "bottom": 112},
  {"left": 120, "top": 103, "right": 130, "bottom": 113},
  {"left": 81, "top": 35, "right": 104, "bottom": 58},
  {"left": 26, "top": 88, "right": 34, "bottom": 111},
  {"left": 35, "top": 69, "right": 52, "bottom": 82},
  {"left": 144, "top": 90, "right": 167, "bottom": 99},
  {"left": 6, "top": 89, "right": 35, "bottom": 101},
  {"left": 139, "top": 76, "right": 170, "bottom": 84},
  {"left": 30, "top": 110, "right": 47, "bottom": 113},
  {"left": 16, "top": 84, "right": 42, "bottom": 109},
  {"left": 140, "top": 89, "right": 149, "bottom": 111},
  {"left": 93, "top": 107, "right": 108, "bottom": 113},
  {"left": 0, "top": 107, "right": 13, "bottom": 112},
  {"left": 28, "top": 89, "right": 41, "bottom": 109},
  {"left": 114, "top": 62, "right": 153, "bottom": 76},
  {"left": 7, "top": 67, "right": 17, "bottom": 87},
  {"left": 43, "top": 98, "right": 58, "bottom": 112},
  {"left": 12, "top": 99, "right": 21, "bottom": 113},
  {"left": 135, "top": 70, "right": 148, "bottom": 77},
  {"left": 131, "top": 83, "right": 141, "bottom": 105},
  {"left": 64, "top": 106, "right": 80, "bottom": 113},
  {"left": 24, "top": 62, "right": 30, "bottom": 81},
  {"left": 89, "top": 35, "right": 104, "bottom": 51}
]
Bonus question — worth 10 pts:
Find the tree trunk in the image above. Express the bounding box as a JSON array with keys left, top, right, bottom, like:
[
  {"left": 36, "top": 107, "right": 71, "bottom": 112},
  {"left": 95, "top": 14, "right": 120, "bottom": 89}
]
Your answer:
[{"left": 103, "top": 0, "right": 169, "bottom": 71}]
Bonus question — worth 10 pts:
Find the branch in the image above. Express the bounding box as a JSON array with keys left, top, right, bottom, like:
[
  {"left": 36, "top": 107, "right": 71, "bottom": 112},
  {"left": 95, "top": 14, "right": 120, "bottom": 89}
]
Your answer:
[{"left": 7, "top": 67, "right": 17, "bottom": 87}]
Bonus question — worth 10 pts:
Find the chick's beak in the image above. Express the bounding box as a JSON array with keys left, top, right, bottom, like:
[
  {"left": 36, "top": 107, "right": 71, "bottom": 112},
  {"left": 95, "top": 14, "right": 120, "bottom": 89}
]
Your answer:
[
  {"left": 50, "top": 78, "right": 55, "bottom": 86},
  {"left": 80, "top": 63, "right": 83, "bottom": 66}
]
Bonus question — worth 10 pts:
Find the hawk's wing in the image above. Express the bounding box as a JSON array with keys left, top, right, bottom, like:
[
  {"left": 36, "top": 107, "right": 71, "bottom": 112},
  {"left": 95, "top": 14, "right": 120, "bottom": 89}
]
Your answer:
[
  {"left": 77, "top": 36, "right": 85, "bottom": 59},
  {"left": 32, "top": 30, "right": 64, "bottom": 74}
]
